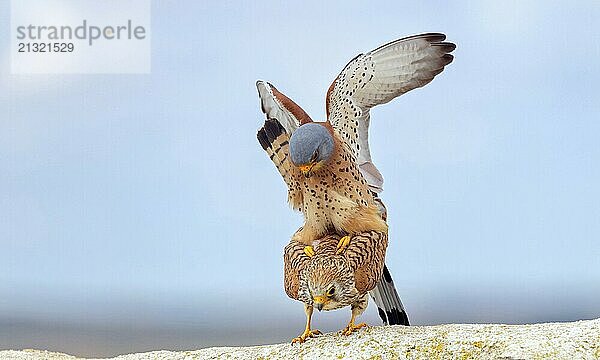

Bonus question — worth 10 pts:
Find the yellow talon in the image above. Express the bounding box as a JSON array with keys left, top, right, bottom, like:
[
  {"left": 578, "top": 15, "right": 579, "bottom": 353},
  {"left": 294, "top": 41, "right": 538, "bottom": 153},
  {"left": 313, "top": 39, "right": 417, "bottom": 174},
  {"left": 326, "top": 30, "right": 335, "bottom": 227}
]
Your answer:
[
  {"left": 336, "top": 235, "right": 351, "bottom": 254},
  {"left": 342, "top": 322, "right": 367, "bottom": 336},
  {"left": 293, "top": 304, "right": 320, "bottom": 344},
  {"left": 303, "top": 245, "right": 315, "bottom": 257},
  {"left": 291, "top": 328, "right": 322, "bottom": 344}
]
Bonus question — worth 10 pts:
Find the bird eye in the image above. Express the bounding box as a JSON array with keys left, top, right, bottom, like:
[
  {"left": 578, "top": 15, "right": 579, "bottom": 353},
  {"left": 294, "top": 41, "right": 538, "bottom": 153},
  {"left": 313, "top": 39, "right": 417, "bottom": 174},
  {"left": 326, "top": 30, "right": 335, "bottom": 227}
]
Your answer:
[
  {"left": 327, "top": 288, "right": 335, "bottom": 296},
  {"left": 311, "top": 150, "right": 319, "bottom": 162}
]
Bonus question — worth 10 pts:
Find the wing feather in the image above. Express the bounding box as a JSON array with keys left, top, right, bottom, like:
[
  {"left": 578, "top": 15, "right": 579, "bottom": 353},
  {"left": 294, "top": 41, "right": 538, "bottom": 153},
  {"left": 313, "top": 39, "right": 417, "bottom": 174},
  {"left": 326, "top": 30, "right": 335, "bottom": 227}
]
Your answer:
[
  {"left": 344, "top": 230, "right": 388, "bottom": 294},
  {"left": 257, "top": 119, "right": 303, "bottom": 208},
  {"left": 283, "top": 239, "right": 310, "bottom": 300},
  {"left": 257, "top": 81, "right": 310, "bottom": 209},
  {"left": 256, "top": 80, "right": 312, "bottom": 133},
  {"left": 326, "top": 33, "right": 456, "bottom": 192}
]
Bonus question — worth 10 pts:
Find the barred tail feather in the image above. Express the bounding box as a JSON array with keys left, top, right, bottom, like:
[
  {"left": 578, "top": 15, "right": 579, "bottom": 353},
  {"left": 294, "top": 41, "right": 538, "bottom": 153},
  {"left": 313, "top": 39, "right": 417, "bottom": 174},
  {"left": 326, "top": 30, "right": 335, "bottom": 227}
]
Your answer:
[{"left": 369, "top": 264, "right": 410, "bottom": 326}]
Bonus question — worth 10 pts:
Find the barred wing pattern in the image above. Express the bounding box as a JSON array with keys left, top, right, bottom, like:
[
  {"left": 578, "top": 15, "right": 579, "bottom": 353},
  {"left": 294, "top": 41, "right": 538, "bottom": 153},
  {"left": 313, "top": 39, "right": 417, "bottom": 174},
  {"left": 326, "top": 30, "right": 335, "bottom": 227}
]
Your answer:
[
  {"left": 326, "top": 33, "right": 456, "bottom": 192},
  {"left": 257, "top": 119, "right": 304, "bottom": 210},
  {"left": 344, "top": 230, "right": 388, "bottom": 294},
  {"left": 283, "top": 236, "right": 323, "bottom": 300},
  {"left": 283, "top": 231, "right": 387, "bottom": 300},
  {"left": 256, "top": 81, "right": 314, "bottom": 208}
]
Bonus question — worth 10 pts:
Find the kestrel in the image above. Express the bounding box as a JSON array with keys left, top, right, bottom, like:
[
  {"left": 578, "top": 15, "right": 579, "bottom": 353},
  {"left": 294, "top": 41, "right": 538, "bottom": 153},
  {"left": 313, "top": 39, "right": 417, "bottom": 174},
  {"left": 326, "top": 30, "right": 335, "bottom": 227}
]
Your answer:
[
  {"left": 256, "top": 33, "right": 455, "bottom": 341},
  {"left": 284, "top": 232, "right": 389, "bottom": 343}
]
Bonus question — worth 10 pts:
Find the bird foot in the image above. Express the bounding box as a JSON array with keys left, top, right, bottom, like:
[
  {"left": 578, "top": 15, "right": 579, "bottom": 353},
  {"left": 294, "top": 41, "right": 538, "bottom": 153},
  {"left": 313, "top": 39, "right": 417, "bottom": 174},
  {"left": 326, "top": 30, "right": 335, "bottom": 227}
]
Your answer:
[
  {"left": 336, "top": 235, "right": 351, "bottom": 254},
  {"left": 303, "top": 246, "right": 315, "bottom": 257},
  {"left": 341, "top": 322, "right": 367, "bottom": 336},
  {"left": 291, "top": 328, "right": 322, "bottom": 344}
]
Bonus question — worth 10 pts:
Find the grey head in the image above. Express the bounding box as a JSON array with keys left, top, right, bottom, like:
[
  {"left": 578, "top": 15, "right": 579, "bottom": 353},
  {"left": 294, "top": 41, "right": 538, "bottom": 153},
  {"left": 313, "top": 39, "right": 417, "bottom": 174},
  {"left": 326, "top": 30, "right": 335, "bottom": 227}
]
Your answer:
[{"left": 289, "top": 123, "right": 334, "bottom": 177}]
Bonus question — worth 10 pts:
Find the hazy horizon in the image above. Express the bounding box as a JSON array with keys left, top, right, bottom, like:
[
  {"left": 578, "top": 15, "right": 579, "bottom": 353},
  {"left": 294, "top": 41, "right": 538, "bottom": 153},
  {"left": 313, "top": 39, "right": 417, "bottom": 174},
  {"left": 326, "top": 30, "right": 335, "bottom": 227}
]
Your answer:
[{"left": 3, "top": 282, "right": 599, "bottom": 357}]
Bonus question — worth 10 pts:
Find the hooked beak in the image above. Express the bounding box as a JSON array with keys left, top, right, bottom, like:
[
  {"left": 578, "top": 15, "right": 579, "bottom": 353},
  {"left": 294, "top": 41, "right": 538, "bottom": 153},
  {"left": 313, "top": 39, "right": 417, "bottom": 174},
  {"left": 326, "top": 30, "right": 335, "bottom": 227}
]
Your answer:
[
  {"left": 298, "top": 162, "right": 317, "bottom": 178},
  {"left": 313, "top": 295, "right": 327, "bottom": 311}
]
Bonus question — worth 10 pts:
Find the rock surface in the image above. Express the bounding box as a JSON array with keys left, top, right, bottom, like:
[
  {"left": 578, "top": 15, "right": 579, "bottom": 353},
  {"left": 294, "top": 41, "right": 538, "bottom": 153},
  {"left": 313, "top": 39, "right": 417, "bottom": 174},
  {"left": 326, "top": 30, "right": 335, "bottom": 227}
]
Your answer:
[{"left": 1, "top": 319, "right": 599, "bottom": 359}]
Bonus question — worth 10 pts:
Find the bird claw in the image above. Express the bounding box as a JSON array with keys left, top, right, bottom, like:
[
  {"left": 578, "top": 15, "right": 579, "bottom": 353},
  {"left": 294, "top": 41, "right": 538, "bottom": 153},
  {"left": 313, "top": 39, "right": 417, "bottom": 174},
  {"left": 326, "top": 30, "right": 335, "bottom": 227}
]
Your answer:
[
  {"left": 341, "top": 322, "right": 367, "bottom": 336},
  {"left": 336, "top": 235, "right": 351, "bottom": 254},
  {"left": 291, "top": 329, "right": 322, "bottom": 344},
  {"left": 303, "top": 245, "right": 315, "bottom": 257}
]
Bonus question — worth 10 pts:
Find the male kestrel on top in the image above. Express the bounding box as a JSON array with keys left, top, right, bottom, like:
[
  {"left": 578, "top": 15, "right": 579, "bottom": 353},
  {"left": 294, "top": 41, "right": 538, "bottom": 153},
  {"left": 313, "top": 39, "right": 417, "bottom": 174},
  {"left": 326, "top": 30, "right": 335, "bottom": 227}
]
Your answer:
[{"left": 256, "top": 33, "right": 455, "bottom": 342}]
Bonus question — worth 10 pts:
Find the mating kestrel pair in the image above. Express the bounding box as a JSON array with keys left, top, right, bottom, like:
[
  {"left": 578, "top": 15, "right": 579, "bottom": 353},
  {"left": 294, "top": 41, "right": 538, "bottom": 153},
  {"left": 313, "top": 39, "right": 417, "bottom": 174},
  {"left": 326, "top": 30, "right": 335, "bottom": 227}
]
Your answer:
[{"left": 256, "top": 33, "right": 455, "bottom": 343}]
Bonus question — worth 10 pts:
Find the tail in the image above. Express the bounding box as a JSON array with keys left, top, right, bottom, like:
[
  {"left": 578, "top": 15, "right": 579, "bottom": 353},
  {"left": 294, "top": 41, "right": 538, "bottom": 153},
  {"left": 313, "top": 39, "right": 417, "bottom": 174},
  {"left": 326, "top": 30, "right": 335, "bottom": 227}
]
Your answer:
[{"left": 369, "top": 264, "right": 410, "bottom": 325}]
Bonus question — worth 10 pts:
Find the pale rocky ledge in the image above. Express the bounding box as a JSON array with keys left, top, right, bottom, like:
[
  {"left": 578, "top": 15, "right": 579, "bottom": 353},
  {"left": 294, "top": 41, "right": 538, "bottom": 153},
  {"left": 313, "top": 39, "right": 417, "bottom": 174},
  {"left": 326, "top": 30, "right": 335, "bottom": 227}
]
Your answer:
[{"left": 2, "top": 319, "right": 599, "bottom": 360}]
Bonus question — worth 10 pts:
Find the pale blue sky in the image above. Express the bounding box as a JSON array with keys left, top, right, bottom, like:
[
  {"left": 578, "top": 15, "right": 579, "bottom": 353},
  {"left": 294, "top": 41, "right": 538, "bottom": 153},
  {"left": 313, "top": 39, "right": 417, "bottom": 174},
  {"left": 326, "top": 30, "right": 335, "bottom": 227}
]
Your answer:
[{"left": 1, "top": 1, "right": 600, "bottom": 356}]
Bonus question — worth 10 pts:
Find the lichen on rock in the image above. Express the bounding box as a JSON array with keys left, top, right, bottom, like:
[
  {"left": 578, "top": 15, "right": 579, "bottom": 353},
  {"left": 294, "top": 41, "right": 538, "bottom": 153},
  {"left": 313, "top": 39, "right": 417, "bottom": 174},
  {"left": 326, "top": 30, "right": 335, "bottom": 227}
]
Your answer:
[{"left": 1, "top": 319, "right": 599, "bottom": 359}]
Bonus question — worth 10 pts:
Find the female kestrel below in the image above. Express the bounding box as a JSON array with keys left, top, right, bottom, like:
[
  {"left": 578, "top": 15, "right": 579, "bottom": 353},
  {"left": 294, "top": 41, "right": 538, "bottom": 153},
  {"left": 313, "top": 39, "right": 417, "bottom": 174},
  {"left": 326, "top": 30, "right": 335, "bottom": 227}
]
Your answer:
[{"left": 256, "top": 33, "right": 455, "bottom": 342}]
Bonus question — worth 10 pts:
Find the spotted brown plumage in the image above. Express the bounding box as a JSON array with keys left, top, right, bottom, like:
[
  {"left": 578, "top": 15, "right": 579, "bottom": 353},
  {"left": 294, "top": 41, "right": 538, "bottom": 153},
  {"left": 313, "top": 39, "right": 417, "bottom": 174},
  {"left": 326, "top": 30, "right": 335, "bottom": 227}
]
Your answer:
[
  {"left": 257, "top": 33, "right": 455, "bottom": 341},
  {"left": 257, "top": 111, "right": 387, "bottom": 241}
]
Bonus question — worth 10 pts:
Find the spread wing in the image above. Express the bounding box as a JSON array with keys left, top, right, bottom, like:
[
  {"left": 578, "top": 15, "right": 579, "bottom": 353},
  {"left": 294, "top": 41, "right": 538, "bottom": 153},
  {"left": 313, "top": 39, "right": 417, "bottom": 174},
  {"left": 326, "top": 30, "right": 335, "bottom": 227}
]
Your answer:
[
  {"left": 257, "top": 80, "right": 313, "bottom": 133},
  {"left": 256, "top": 81, "right": 313, "bottom": 209},
  {"left": 326, "top": 33, "right": 456, "bottom": 192}
]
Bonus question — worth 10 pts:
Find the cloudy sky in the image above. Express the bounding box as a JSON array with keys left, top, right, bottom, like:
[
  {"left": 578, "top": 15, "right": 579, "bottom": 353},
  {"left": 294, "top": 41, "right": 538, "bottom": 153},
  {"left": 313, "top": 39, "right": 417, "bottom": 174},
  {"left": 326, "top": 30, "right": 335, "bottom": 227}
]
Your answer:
[{"left": 1, "top": 0, "right": 599, "bottom": 357}]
